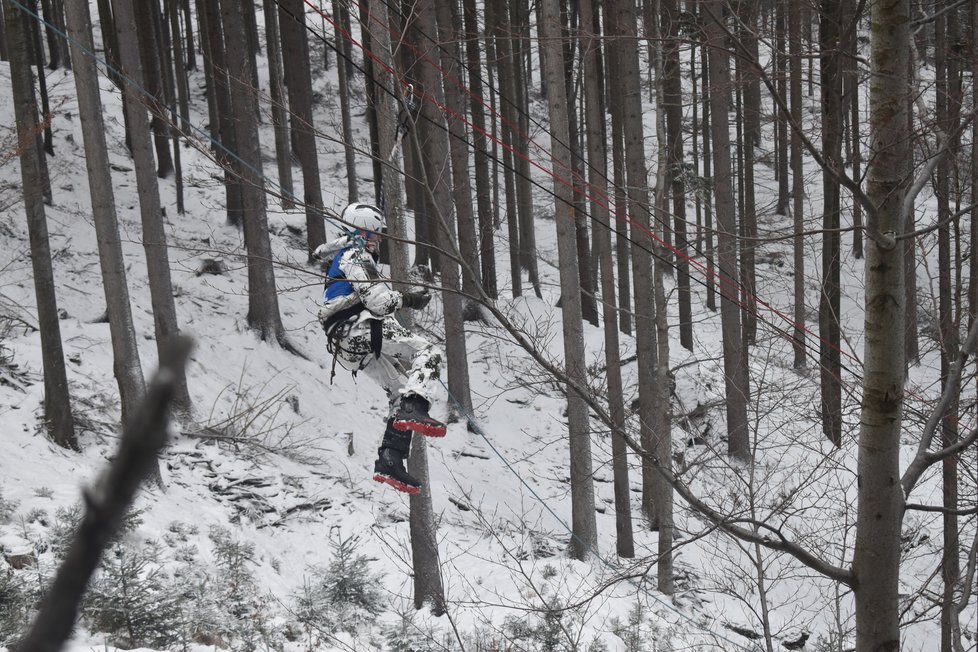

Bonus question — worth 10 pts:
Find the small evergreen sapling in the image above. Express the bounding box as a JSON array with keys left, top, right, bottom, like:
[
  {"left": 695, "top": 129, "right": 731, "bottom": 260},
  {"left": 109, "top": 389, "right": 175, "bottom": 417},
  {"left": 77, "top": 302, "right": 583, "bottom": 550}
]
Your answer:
[
  {"left": 80, "top": 541, "right": 183, "bottom": 650},
  {"left": 208, "top": 526, "right": 282, "bottom": 651},
  {"left": 0, "top": 568, "right": 30, "bottom": 647},
  {"left": 291, "top": 532, "right": 384, "bottom": 642},
  {"left": 322, "top": 533, "right": 384, "bottom": 626},
  {"left": 0, "top": 487, "right": 17, "bottom": 522}
]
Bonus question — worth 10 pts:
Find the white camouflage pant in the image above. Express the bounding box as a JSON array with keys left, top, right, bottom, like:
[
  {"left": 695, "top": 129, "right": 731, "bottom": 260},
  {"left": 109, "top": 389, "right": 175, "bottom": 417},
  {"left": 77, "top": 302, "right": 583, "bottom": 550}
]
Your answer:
[{"left": 331, "top": 315, "right": 443, "bottom": 409}]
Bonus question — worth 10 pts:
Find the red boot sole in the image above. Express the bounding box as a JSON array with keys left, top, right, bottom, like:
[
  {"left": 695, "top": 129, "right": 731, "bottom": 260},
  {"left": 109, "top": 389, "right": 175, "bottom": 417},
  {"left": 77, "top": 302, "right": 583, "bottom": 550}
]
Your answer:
[
  {"left": 373, "top": 473, "right": 421, "bottom": 494},
  {"left": 392, "top": 420, "right": 446, "bottom": 437}
]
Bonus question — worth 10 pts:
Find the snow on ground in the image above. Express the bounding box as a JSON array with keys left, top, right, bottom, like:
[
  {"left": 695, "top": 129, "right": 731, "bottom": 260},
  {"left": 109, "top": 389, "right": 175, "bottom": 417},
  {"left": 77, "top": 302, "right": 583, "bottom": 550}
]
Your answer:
[{"left": 0, "top": 4, "right": 974, "bottom": 652}]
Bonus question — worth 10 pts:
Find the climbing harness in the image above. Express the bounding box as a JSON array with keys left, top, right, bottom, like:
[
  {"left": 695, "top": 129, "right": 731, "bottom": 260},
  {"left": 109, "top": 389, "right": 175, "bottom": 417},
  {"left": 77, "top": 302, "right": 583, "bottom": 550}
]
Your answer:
[{"left": 320, "top": 246, "right": 386, "bottom": 382}]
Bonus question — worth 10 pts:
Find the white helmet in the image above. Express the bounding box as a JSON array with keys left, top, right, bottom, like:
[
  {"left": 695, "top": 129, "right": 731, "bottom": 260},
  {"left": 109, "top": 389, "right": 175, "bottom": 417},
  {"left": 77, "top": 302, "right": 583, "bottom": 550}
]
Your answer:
[{"left": 339, "top": 202, "right": 385, "bottom": 235}]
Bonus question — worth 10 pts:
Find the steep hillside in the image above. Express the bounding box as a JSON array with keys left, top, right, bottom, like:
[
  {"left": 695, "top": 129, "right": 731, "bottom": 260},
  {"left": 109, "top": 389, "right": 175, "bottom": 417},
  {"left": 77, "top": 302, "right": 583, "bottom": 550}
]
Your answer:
[{"left": 1, "top": 3, "right": 974, "bottom": 652}]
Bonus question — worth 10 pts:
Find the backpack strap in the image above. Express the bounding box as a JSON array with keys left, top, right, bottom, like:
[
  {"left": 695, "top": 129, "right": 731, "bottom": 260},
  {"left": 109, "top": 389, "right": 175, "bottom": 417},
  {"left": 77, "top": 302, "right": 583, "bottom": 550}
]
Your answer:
[{"left": 321, "top": 300, "right": 383, "bottom": 383}]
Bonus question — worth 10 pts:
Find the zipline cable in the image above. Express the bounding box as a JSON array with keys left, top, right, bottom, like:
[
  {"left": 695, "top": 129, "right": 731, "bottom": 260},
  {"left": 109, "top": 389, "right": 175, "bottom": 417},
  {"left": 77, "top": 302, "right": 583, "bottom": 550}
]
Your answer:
[
  {"left": 289, "top": 0, "right": 947, "bottom": 426},
  {"left": 10, "top": 0, "right": 933, "bottom": 417},
  {"left": 292, "top": 0, "right": 874, "bottom": 383},
  {"left": 9, "top": 8, "right": 959, "bottom": 646},
  {"left": 278, "top": 0, "right": 893, "bottom": 415}
]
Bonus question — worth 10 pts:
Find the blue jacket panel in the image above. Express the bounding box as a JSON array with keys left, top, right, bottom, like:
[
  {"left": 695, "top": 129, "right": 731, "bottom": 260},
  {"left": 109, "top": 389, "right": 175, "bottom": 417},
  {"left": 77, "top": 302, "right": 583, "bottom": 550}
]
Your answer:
[{"left": 324, "top": 248, "right": 354, "bottom": 303}]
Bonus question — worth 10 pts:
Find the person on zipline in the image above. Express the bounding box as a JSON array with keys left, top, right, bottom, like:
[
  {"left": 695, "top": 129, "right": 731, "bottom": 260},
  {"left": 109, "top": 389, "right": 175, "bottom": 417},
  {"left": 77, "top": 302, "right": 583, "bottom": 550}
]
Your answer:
[{"left": 316, "top": 202, "right": 445, "bottom": 494}]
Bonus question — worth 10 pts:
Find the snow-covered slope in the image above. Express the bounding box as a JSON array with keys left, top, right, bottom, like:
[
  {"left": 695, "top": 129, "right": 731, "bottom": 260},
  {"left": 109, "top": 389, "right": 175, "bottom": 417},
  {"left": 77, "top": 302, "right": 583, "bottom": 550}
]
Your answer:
[{"left": 1, "top": 5, "right": 973, "bottom": 652}]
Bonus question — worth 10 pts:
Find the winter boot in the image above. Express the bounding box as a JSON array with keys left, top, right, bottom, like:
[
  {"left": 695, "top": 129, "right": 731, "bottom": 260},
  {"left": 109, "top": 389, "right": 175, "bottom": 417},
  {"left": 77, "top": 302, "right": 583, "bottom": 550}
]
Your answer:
[
  {"left": 393, "top": 394, "right": 446, "bottom": 437},
  {"left": 373, "top": 448, "right": 420, "bottom": 494},
  {"left": 373, "top": 419, "right": 421, "bottom": 494}
]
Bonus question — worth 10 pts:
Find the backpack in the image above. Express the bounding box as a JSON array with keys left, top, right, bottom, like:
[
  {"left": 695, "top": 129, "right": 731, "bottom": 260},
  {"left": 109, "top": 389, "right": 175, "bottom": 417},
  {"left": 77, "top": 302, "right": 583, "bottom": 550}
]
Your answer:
[{"left": 320, "top": 248, "right": 382, "bottom": 376}]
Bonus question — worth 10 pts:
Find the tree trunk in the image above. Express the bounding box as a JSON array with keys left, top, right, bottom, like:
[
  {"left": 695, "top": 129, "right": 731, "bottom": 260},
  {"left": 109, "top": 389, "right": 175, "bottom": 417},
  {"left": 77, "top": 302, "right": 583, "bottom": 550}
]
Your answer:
[
  {"left": 263, "top": 0, "right": 294, "bottom": 209},
  {"left": 775, "top": 2, "right": 790, "bottom": 216},
  {"left": 241, "top": 0, "right": 260, "bottom": 113},
  {"left": 559, "top": 5, "right": 597, "bottom": 326},
  {"left": 395, "top": 26, "right": 433, "bottom": 267},
  {"left": 649, "top": 0, "right": 674, "bottom": 592},
  {"left": 156, "top": 0, "right": 184, "bottom": 214},
  {"left": 846, "top": 0, "right": 862, "bottom": 259},
  {"left": 108, "top": 0, "right": 193, "bottom": 416},
  {"left": 700, "top": 37, "right": 716, "bottom": 313},
  {"left": 410, "top": 0, "right": 473, "bottom": 417},
  {"left": 662, "top": 0, "right": 692, "bottom": 351},
  {"left": 403, "top": 0, "right": 454, "bottom": 613},
  {"left": 131, "top": 0, "right": 173, "bottom": 179},
  {"left": 819, "top": 0, "right": 843, "bottom": 447},
  {"left": 488, "top": 0, "right": 521, "bottom": 298},
  {"left": 904, "top": 61, "right": 918, "bottom": 366},
  {"left": 694, "top": 24, "right": 717, "bottom": 312},
  {"left": 540, "top": 0, "right": 598, "bottom": 561},
  {"left": 689, "top": 36, "right": 700, "bottom": 250},
  {"left": 67, "top": 1, "right": 149, "bottom": 433},
  {"left": 704, "top": 0, "right": 750, "bottom": 463},
  {"left": 166, "top": 0, "right": 190, "bottom": 146},
  {"left": 38, "top": 0, "right": 57, "bottom": 68},
  {"left": 334, "top": 0, "right": 358, "bottom": 203},
  {"left": 181, "top": 0, "right": 194, "bottom": 70},
  {"left": 363, "top": 0, "right": 404, "bottom": 279},
  {"left": 510, "top": 0, "right": 540, "bottom": 297},
  {"left": 735, "top": 0, "right": 757, "bottom": 346},
  {"left": 971, "top": 5, "right": 978, "bottom": 329},
  {"left": 484, "top": 16, "right": 501, "bottom": 264},
  {"left": 581, "top": 0, "right": 632, "bottom": 559},
  {"left": 359, "top": 1, "right": 383, "bottom": 204},
  {"left": 220, "top": 0, "right": 287, "bottom": 345},
  {"left": 790, "top": 0, "right": 806, "bottom": 369},
  {"left": 609, "top": 0, "right": 664, "bottom": 542},
  {"left": 462, "top": 0, "right": 496, "bottom": 299},
  {"left": 242, "top": 0, "right": 258, "bottom": 56},
  {"left": 738, "top": 0, "right": 760, "bottom": 148},
  {"left": 407, "top": 438, "right": 445, "bottom": 614},
  {"left": 27, "top": 0, "right": 53, "bottom": 158},
  {"left": 434, "top": 0, "right": 484, "bottom": 320},
  {"left": 45, "top": 0, "right": 69, "bottom": 68},
  {"left": 935, "top": 12, "right": 960, "bottom": 652},
  {"left": 604, "top": 2, "right": 631, "bottom": 334},
  {"left": 6, "top": 0, "right": 76, "bottom": 450},
  {"left": 194, "top": 0, "right": 218, "bottom": 147},
  {"left": 852, "top": 0, "right": 909, "bottom": 647},
  {"left": 0, "top": 1, "right": 9, "bottom": 61},
  {"left": 279, "top": 0, "right": 327, "bottom": 258},
  {"left": 202, "top": 0, "right": 242, "bottom": 226}
]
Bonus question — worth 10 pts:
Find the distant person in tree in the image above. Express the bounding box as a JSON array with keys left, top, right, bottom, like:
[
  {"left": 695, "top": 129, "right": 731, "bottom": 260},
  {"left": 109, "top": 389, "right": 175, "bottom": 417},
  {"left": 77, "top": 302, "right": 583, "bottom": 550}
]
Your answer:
[{"left": 316, "top": 203, "right": 445, "bottom": 494}]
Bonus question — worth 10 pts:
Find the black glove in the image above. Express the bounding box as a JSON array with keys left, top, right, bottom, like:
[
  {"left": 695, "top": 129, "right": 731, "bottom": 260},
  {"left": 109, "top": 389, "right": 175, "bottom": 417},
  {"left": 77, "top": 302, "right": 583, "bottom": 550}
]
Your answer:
[{"left": 401, "top": 290, "right": 431, "bottom": 310}]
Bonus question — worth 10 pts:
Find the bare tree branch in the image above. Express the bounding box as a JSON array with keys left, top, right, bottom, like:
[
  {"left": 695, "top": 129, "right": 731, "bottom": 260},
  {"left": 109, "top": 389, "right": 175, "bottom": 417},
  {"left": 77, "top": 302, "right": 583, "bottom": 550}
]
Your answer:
[
  {"left": 707, "top": 1, "right": 977, "bottom": 252},
  {"left": 904, "top": 503, "right": 978, "bottom": 516},
  {"left": 407, "top": 158, "right": 853, "bottom": 582},
  {"left": 16, "top": 336, "right": 194, "bottom": 652},
  {"left": 950, "top": 525, "right": 978, "bottom": 652},
  {"left": 910, "top": 0, "right": 973, "bottom": 28},
  {"left": 898, "top": 114, "right": 976, "bottom": 235},
  {"left": 668, "top": 480, "right": 854, "bottom": 585},
  {"left": 699, "top": 2, "right": 879, "bottom": 233},
  {"left": 903, "top": 315, "right": 978, "bottom": 497}
]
